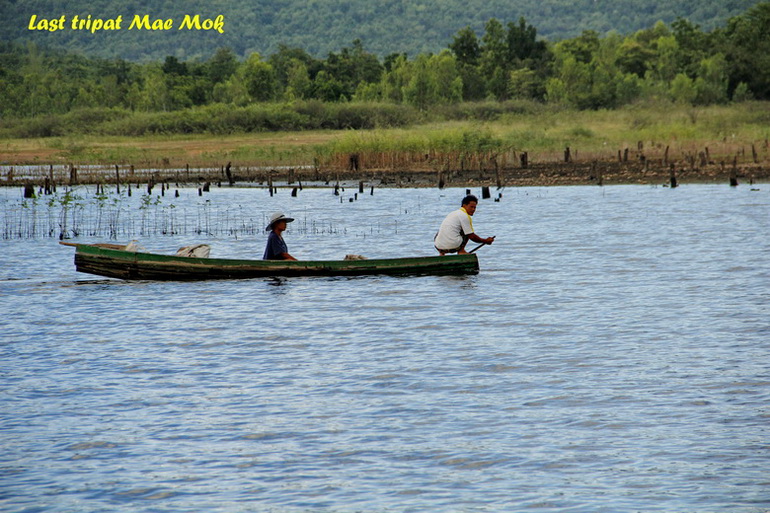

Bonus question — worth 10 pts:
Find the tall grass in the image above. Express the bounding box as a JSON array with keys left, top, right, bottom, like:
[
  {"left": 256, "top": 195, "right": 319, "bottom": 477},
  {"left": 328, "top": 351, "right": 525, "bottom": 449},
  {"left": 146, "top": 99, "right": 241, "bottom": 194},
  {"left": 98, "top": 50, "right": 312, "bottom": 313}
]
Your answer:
[
  {"left": 0, "top": 186, "right": 396, "bottom": 241},
  {"left": 314, "top": 125, "right": 516, "bottom": 173},
  {"left": 1, "top": 187, "right": 266, "bottom": 240},
  {"left": 2, "top": 101, "right": 767, "bottom": 170},
  {"left": 479, "top": 101, "right": 770, "bottom": 162}
]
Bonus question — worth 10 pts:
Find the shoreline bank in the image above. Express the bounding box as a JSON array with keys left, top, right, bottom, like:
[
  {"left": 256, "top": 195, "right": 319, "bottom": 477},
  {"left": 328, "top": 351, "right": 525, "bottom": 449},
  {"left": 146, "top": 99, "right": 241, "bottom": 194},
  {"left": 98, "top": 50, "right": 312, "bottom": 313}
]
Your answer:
[{"left": 2, "top": 160, "right": 767, "bottom": 190}]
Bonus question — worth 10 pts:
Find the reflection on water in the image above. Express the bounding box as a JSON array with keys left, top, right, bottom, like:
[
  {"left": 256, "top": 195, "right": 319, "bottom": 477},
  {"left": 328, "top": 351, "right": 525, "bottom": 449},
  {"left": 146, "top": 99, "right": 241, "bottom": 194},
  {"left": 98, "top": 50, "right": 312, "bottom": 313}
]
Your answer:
[{"left": 1, "top": 185, "right": 769, "bottom": 512}]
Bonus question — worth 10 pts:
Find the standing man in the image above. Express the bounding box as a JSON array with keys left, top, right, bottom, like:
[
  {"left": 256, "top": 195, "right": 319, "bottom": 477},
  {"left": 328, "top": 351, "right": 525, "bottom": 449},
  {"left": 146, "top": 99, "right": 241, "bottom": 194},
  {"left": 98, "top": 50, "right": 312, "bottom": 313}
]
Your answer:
[
  {"left": 434, "top": 194, "right": 495, "bottom": 255},
  {"left": 263, "top": 212, "right": 298, "bottom": 260}
]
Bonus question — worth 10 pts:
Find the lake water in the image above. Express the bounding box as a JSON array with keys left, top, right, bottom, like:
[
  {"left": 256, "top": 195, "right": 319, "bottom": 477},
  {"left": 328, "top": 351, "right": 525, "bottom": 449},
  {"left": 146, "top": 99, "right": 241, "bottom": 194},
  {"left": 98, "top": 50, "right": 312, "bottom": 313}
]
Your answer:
[{"left": 2, "top": 183, "right": 769, "bottom": 512}]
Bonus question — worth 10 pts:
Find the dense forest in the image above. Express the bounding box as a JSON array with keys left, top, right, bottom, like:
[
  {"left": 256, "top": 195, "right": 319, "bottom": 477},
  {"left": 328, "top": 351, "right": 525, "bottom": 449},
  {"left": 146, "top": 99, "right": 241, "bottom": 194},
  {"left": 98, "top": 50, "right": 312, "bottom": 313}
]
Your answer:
[
  {"left": 1, "top": 0, "right": 762, "bottom": 60},
  {"left": 1, "top": 2, "right": 769, "bottom": 137}
]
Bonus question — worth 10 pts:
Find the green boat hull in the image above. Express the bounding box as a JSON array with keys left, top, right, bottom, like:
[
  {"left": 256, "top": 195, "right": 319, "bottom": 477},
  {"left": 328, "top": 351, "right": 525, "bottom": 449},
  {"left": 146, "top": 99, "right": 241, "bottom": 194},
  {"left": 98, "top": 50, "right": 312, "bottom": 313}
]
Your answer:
[{"left": 62, "top": 243, "right": 479, "bottom": 280}]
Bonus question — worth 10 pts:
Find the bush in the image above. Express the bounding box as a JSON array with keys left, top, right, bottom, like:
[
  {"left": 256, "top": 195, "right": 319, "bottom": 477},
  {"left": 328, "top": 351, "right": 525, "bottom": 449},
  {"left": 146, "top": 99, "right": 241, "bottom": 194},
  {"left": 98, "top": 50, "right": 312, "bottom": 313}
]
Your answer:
[
  {"left": 61, "top": 107, "right": 132, "bottom": 130},
  {"left": 433, "top": 100, "right": 543, "bottom": 121},
  {"left": 0, "top": 100, "right": 541, "bottom": 138},
  {"left": 327, "top": 103, "right": 418, "bottom": 129},
  {"left": 13, "top": 116, "right": 67, "bottom": 138}
]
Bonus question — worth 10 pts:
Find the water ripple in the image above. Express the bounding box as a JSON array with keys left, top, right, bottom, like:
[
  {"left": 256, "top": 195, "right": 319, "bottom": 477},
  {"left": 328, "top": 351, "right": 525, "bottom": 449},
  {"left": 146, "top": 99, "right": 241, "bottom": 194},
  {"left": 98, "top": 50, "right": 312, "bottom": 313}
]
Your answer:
[{"left": 2, "top": 185, "right": 769, "bottom": 512}]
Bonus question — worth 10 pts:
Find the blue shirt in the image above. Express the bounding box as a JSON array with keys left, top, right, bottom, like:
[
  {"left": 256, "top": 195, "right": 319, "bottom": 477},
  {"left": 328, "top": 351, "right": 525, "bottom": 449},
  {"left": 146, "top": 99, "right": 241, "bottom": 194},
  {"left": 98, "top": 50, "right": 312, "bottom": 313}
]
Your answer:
[{"left": 263, "top": 231, "right": 289, "bottom": 260}]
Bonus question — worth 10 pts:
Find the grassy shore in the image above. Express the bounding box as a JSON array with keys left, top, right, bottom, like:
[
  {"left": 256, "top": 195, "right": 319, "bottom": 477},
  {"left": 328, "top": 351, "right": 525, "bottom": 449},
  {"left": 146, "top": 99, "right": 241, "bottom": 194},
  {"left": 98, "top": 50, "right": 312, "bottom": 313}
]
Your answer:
[
  {"left": 2, "top": 102, "right": 768, "bottom": 186},
  {"left": 0, "top": 131, "right": 335, "bottom": 168}
]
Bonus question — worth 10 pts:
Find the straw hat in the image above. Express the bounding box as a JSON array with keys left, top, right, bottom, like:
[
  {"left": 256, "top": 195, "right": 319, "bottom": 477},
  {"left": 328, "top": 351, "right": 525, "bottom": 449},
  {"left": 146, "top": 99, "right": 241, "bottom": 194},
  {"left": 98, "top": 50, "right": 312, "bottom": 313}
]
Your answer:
[{"left": 266, "top": 212, "right": 294, "bottom": 231}]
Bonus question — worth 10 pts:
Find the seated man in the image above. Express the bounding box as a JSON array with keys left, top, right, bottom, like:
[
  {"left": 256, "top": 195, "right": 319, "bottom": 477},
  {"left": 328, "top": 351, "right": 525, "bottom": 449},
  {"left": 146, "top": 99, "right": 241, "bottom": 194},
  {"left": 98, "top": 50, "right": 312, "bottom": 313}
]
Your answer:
[{"left": 434, "top": 194, "right": 494, "bottom": 255}]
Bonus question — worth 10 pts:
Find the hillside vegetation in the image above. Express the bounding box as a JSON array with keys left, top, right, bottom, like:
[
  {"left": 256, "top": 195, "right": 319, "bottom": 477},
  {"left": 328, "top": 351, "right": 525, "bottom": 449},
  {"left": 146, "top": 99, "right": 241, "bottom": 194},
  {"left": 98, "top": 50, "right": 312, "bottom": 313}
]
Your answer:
[
  {"left": 1, "top": 1, "right": 769, "bottom": 137},
  {"left": 1, "top": 0, "right": 762, "bottom": 60}
]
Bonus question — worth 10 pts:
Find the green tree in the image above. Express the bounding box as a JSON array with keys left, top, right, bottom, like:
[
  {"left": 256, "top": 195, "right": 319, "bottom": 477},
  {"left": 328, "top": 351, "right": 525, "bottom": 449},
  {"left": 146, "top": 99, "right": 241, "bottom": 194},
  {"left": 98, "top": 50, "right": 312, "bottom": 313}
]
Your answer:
[
  {"left": 724, "top": 2, "right": 770, "bottom": 100},
  {"left": 694, "top": 54, "right": 728, "bottom": 104},
  {"left": 430, "top": 51, "right": 464, "bottom": 103},
  {"left": 383, "top": 52, "right": 408, "bottom": 72},
  {"left": 588, "top": 33, "right": 634, "bottom": 108},
  {"left": 403, "top": 55, "right": 439, "bottom": 109},
  {"left": 162, "top": 56, "right": 188, "bottom": 76},
  {"left": 615, "top": 73, "right": 643, "bottom": 105},
  {"left": 380, "top": 54, "right": 411, "bottom": 103},
  {"left": 133, "top": 66, "right": 170, "bottom": 111},
  {"left": 509, "top": 68, "right": 537, "bottom": 99},
  {"left": 506, "top": 17, "right": 548, "bottom": 64},
  {"left": 480, "top": 18, "right": 508, "bottom": 83},
  {"left": 731, "top": 82, "right": 753, "bottom": 102},
  {"left": 670, "top": 73, "right": 697, "bottom": 103},
  {"left": 449, "top": 25, "right": 487, "bottom": 100},
  {"left": 548, "top": 41, "right": 591, "bottom": 107},
  {"left": 671, "top": 18, "right": 712, "bottom": 76},
  {"left": 284, "top": 59, "right": 312, "bottom": 100},
  {"left": 450, "top": 26, "right": 481, "bottom": 67},
  {"left": 207, "top": 47, "right": 238, "bottom": 84},
  {"left": 457, "top": 64, "right": 487, "bottom": 101},
  {"left": 212, "top": 78, "right": 250, "bottom": 106},
  {"left": 98, "top": 74, "right": 126, "bottom": 108},
  {"left": 268, "top": 45, "right": 319, "bottom": 95},
  {"left": 647, "top": 35, "right": 680, "bottom": 84},
  {"left": 312, "top": 70, "right": 345, "bottom": 102},
  {"left": 548, "top": 53, "right": 592, "bottom": 107},
  {"left": 353, "top": 81, "right": 383, "bottom": 102},
  {"left": 240, "top": 53, "right": 276, "bottom": 102},
  {"left": 323, "top": 39, "right": 383, "bottom": 99},
  {"left": 558, "top": 30, "right": 600, "bottom": 64},
  {"left": 547, "top": 33, "right": 640, "bottom": 109},
  {"left": 544, "top": 77, "right": 568, "bottom": 104},
  {"left": 487, "top": 66, "right": 509, "bottom": 100},
  {"left": 616, "top": 39, "right": 655, "bottom": 78}
]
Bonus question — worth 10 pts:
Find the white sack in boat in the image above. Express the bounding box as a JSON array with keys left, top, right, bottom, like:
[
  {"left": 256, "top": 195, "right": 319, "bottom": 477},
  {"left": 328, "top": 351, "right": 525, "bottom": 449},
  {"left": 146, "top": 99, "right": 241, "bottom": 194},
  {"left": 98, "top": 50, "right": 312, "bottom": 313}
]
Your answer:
[
  {"left": 176, "top": 244, "right": 211, "bottom": 258},
  {"left": 124, "top": 240, "right": 143, "bottom": 252}
]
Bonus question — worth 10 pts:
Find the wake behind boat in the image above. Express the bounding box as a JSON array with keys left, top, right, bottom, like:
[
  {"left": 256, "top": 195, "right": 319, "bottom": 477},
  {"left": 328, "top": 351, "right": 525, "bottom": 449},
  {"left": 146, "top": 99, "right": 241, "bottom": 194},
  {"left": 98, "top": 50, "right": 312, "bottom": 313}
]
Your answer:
[{"left": 59, "top": 242, "right": 479, "bottom": 280}]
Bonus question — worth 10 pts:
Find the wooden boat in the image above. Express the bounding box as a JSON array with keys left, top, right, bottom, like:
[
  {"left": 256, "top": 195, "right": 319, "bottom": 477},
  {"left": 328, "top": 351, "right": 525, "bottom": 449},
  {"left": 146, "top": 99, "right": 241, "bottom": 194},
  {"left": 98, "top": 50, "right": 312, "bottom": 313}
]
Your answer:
[{"left": 60, "top": 242, "right": 479, "bottom": 280}]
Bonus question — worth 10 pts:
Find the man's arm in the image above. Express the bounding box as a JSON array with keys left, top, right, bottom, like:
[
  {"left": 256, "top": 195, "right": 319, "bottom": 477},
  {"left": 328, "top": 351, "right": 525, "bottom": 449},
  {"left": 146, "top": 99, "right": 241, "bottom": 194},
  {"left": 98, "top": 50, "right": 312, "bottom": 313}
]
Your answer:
[{"left": 468, "top": 233, "right": 495, "bottom": 244}]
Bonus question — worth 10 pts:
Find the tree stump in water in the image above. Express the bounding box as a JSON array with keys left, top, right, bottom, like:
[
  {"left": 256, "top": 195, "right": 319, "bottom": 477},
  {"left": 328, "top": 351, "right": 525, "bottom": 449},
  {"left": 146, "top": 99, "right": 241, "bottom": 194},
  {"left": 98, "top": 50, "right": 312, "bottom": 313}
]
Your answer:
[{"left": 730, "top": 157, "right": 739, "bottom": 187}]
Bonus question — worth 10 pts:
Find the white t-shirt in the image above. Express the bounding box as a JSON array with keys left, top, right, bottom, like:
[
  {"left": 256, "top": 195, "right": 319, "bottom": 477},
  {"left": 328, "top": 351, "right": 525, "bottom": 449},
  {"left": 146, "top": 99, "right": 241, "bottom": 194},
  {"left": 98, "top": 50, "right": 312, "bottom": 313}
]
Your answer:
[{"left": 435, "top": 208, "right": 474, "bottom": 250}]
